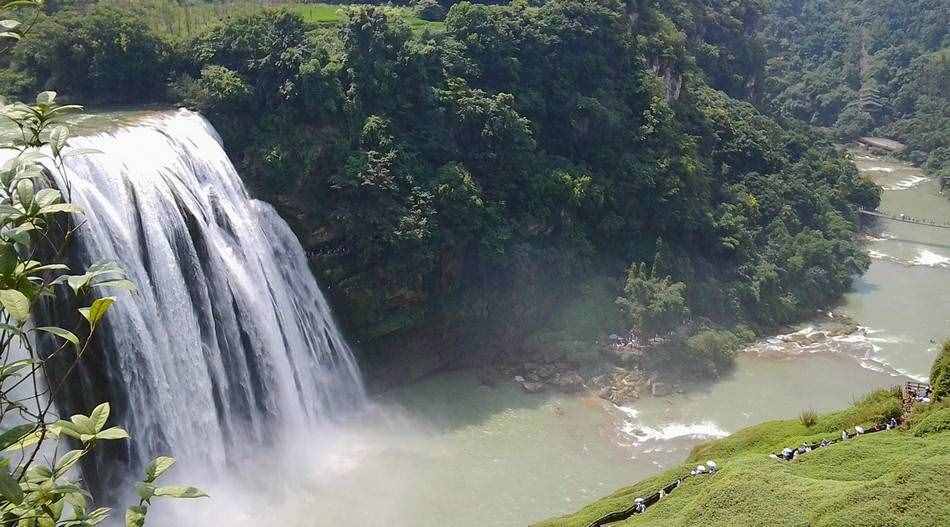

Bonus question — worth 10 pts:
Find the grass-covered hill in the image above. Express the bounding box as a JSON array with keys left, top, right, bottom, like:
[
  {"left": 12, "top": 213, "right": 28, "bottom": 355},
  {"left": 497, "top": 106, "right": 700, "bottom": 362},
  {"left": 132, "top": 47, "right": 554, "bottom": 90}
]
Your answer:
[{"left": 535, "top": 344, "right": 950, "bottom": 527}]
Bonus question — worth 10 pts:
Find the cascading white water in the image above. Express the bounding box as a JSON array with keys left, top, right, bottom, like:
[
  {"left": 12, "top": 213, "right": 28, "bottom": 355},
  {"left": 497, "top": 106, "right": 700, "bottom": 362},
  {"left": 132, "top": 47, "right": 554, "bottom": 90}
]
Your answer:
[{"left": 42, "top": 109, "right": 366, "bottom": 493}]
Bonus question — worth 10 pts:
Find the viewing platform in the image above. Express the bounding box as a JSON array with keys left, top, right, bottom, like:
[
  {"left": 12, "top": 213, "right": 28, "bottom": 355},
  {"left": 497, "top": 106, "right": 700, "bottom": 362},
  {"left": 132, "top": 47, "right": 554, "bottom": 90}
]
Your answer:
[{"left": 857, "top": 137, "right": 907, "bottom": 154}]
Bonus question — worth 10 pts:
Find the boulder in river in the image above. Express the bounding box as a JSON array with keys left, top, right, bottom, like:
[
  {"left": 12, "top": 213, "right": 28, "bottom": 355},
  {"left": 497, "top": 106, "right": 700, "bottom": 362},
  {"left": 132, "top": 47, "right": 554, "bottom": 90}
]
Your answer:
[
  {"left": 552, "top": 371, "right": 585, "bottom": 392},
  {"left": 651, "top": 381, "right": 673, "bottom": 397},
  {"left": 520, "top": 381, "right": 546, "bottom": 393}
]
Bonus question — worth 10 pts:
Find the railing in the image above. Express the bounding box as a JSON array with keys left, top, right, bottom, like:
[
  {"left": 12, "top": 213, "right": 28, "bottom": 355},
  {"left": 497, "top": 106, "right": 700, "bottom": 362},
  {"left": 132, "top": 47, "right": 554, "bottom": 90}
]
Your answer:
[{"left": 859, "top": 209, "right": 950, "bottom": 229}]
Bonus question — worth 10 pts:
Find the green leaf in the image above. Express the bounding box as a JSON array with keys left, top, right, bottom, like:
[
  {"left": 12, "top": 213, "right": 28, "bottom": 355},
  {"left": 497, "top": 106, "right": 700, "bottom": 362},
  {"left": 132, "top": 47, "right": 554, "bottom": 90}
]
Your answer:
[
  {"left": 85, "top": 506, "right": 111, "bottom": 525},
  {"left": 0, "top": 359, "right": 34, "bottom": 383},
  {"left": 38, "top": 203, "right": 83, "bottom": 215},
  {"left": 55, "top": 449, "right": 85, "bottom": 473},
  {"left": 0, "top": 460, "right": 23, "bottom": 504},
  {"left": 35, "top": 326, "right": 80, "bottom": 348},
  {"left": 89, "top": 402, "right": 110, "bottom": 433},
  {"left": 54, "top": 420, "right": 80, "bottom": 440},
  {"left": 4, "top": 426, "right": 54, "bottom": 451},
  {"left": 69, "top": 414, "right": 96, "bottom": 436},
  {"left": 49, "top": 125, "right": 69, "bottom": 154},
  {"left": 0, "top": 424, "right": 34, "bottom": 450},
  {"left": 0, "top": 288, "right": 30, "bottom": 320},
  {"left": 33, "top": 188, "right": 61, "bottom": 207},
  {"left": 36, "top": 91, "right": 57, "bottom": 106},
  {"left": 0, "top": 243, "right": 16, "bottom": 275},
  {"left": 145, "top": 456, "right": 176, "bottom": 482},
  {"left": 16, "top": 177, "right": 33, "bottom": 208},
  {"left": 92, "top": 278, "right": 136, "bottom": 292},
  {"left": 94, "top": 426, "right": 128, "bottom": 440},
  {"left": 79, "top": 296, "right": 116, "bottom": 326},
  {"left": 126, "top": 505, "right": 146, "bottom": 527},
  {"left": 153, "top": 485, "right": 208, "bottom": 499},
  {"left": 135, "top": 482, "right": 156, "bottom": 502}
]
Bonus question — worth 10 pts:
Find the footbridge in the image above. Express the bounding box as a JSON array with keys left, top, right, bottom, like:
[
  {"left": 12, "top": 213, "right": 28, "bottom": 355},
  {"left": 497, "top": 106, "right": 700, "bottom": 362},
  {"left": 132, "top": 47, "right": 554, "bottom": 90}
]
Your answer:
[{"left": 858, "top": 209, "right": 950, "bottom": 229}]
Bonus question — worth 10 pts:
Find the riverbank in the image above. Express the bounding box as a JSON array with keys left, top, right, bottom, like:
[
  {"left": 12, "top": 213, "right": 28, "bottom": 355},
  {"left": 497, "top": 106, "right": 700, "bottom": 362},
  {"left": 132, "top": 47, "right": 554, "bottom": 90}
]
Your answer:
[{"left": 533, "top": 387, "right": 950, "bottom": 527}]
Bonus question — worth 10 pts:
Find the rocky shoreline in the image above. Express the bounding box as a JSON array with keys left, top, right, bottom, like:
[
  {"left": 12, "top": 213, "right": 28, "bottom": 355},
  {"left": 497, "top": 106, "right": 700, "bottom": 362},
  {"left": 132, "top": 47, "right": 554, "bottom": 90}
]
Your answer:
[
  {"left": 479, "top": 311, "right": 865, "bottom": 404},
  {"left": 479, "top": 333, "right": 681, "bottom": 405}
]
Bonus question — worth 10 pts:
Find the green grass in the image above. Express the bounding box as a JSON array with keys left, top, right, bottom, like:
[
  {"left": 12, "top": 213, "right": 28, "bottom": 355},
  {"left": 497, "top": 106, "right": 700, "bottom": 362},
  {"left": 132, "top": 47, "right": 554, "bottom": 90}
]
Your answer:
[
  {"left": 534, "top": 388, "right": 950, "bottom": 527},
  {"left": 99, "top": 1, "right": 443, "bottom": 39}
]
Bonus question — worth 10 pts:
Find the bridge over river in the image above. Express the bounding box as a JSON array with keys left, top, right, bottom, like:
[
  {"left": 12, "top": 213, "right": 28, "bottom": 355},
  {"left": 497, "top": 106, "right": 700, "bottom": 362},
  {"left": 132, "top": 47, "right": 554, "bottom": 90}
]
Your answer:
[{"left": 859, "top": 209, "right": 950, "bottom": 229}]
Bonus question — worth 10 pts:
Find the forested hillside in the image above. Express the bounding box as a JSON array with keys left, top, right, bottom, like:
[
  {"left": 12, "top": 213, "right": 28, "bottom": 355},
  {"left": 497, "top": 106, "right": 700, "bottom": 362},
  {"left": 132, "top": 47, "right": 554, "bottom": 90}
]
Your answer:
[
  {"left": 760, "top": 0, "right": 949, "bottom": 178},
  {"left": 0, "top": 0, "right": 882, "bottom": 383}
]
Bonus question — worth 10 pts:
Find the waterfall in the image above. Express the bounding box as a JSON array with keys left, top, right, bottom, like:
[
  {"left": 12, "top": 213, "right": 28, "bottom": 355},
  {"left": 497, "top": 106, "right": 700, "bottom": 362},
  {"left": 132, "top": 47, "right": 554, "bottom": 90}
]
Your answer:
[{"left": 38, "top": 109, "right": 366, "bottom": 496}]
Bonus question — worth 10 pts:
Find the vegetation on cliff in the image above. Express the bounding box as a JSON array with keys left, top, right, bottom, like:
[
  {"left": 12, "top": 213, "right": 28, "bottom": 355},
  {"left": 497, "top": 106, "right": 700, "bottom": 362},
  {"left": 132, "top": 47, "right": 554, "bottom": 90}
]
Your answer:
[
  {"left": 0, "top": 1, "right": 883, "bottom": 379},
  {"left": 760, "top": 0, "right": 949, "bottom": 179}
]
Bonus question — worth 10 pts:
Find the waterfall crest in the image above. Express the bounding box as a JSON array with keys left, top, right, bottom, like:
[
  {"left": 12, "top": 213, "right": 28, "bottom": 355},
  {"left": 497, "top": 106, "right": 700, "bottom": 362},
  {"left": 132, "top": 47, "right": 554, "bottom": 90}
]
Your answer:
[{"left": 42, "top": 109, "right": 365, "bottom": 492}]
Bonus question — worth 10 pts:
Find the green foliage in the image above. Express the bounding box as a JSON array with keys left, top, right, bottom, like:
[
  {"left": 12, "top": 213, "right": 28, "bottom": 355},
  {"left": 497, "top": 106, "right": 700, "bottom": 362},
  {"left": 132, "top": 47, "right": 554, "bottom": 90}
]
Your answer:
[
  {"left": 617, "top": 262, "right": 689, "bottom": 338},
  {"left": 799, "top": 408, "right": 818, "bottom": 428},
  {"left": 683, "top": 328, "right": 741, "bottom": 372},
  {"left": 3, "top": 1, "right": 883, "bottom": 372},
  {"left": 911, "top": 405, "right": 950, "bottom": 437},
  {"left": 931, "top": 341, "right": 950, "bottom": 401},
  {"left": 761, "top": 0, "right": 949, "bottom": 171},
  {"left": 0, "top": 4, "right": 205, "bottom": 523},
  {"left": 7, "top": 5, "right": 171, "bottom": 103},
  {"left": 164, "top": 2, "right": 876, "bottom": 365},
  {"left": 413, "top": 0, "right": 446, "bottom": 22},
  {"left": 0, "top": 87, "right": 205, "bottom": 527}
]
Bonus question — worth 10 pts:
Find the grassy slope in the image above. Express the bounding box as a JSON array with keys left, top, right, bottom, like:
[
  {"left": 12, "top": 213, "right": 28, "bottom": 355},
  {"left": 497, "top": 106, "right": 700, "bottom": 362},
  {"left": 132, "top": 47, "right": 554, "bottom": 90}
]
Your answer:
[
  {"left": 534, "top": 390, "right": 950, "bottom": 527},
  {"left": 111, "top": 1, "right": 442, "bottom": 39}
]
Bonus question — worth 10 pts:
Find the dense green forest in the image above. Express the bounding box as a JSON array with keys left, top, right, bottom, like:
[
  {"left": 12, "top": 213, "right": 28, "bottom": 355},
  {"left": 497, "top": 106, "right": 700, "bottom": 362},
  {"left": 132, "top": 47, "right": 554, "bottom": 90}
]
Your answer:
[
  {"left": 760, "top": 0, "right": 949, "bottom": 179},
  {"left": 0, "top": 0, "right": 890, "bottom": 381}
]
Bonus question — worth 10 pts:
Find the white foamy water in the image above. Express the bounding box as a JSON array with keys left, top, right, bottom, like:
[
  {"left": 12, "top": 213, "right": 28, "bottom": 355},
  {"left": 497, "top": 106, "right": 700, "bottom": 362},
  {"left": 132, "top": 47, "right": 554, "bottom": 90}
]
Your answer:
[
  {"left": 911, "top": 249, "right": 950, "bottom": 268},
  {"left": 745, "top": 321, "right": 931, "bottom": 383},
  {"left": 884, "top": 175, "right": 929, "bottom": 190},
  {"left": 864, "top": 248, "right": 950, "bottom": 269},
  {"left": 616, "top": 406, "right": 727, "bottom": 445},
  {"left": 620, "top": 416, "right": 729, "bottom": 445}
]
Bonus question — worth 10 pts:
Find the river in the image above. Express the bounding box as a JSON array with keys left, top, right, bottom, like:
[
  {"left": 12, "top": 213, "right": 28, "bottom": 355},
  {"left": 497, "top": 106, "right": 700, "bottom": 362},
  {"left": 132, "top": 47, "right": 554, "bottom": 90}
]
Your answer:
[{"left": 160, "top": 149, "right": 947, "bottom": 527}]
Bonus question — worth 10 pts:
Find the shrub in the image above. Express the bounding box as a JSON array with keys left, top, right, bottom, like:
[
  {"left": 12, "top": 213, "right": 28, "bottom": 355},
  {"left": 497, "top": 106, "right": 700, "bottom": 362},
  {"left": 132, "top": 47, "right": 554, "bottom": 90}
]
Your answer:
[
  {"left": 617, "top": 262, "right": 689, "bottom": 338},
  {"left": 413, "top": 0, "right": 446, "bottom": 21},
  {"left": 799, "top": 409, "right": 818, "bottom": 427},
  {"left": 684, "top": 329, "right": 742, "bottom": 373},
  {"left": 911, "top": 406, "right": 950, "bottom": 437},
  {"left": 930, "top": 340, "right": 950, "bottom": 401},
  {"left": 10, "top": 5, "right": 172, "bottom": 103},
  {"left": 834, "top": 105, "right": 873, "bottom": 139}
]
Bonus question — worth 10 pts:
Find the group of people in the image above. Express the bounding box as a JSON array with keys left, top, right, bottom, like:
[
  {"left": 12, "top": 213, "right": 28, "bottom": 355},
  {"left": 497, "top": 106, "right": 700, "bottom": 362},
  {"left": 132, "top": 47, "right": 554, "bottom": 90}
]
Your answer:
[
  {"left": 590, "top": 460, "right": 719, "bottom": 525},
  {"left": 772, "top": 417, "right": 900, "bottom": 461},
  {"left": 630, "top": 461, "right": 719, "bottom": 514},
  {"left": 895, "top": 213, "right": 950, "bottom": 227}
]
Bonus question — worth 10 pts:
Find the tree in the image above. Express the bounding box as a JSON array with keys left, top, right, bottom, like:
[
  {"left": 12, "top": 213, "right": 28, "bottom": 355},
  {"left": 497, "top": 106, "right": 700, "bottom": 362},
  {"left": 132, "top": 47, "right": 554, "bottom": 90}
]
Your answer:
[
  {"left": 0, "top": 2, "right": 204, "bottom": 524},
  {"left": 931, "top": 341, "right": 950, "bottom": 401},
  {"left": 616, "top": 262, "right": 689, "bottom": 338}
]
